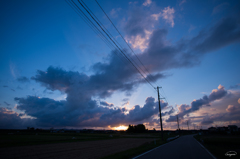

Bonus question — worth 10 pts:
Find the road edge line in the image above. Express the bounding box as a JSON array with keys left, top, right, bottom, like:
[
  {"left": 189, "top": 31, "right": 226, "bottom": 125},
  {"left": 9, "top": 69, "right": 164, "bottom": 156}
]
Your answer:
[
  {"left": 193, "top": 137, "right": 217, "bottom": 159},
  {"left": 132, "top": 136, "right": 180, "bottom": 159}
]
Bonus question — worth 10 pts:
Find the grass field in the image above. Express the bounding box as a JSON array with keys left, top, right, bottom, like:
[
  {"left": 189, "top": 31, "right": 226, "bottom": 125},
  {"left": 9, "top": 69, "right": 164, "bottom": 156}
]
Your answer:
[{"left": 194, "top": 134, "right": 240, "bottom": 159}]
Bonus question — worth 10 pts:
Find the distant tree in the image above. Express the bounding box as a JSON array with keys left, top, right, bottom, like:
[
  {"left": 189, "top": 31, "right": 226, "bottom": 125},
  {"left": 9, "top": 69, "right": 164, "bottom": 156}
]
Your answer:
[
  {"left": 127, "top": 125, "right": 134, "bottom": 133},
  {"left": 153, "top": 128, "right": 156, "bottom": 131},
  {"left": 127, "top": 124, "right": 146, "bottom": 133}
]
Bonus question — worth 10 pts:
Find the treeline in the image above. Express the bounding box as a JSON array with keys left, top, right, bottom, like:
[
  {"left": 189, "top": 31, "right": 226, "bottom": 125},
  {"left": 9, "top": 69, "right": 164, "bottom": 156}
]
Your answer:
[{"left": 127, "top": 124, "right": 149, "bottom": 133}]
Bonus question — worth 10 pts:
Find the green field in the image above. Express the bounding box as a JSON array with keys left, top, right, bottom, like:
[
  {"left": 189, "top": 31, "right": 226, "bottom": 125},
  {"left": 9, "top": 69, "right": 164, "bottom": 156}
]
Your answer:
[{"left": 194, "top": 134, "right": 240, "bottom": 159}]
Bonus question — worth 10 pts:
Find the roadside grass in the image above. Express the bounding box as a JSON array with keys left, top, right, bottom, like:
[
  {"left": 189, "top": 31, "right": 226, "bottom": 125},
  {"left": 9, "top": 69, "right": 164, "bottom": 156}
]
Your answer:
[
  {"left": 101, "top": 134, "right": 179, "bottom": 159},
  {"left": 194, "top": 134, "right": 240, "bottom": 159}
]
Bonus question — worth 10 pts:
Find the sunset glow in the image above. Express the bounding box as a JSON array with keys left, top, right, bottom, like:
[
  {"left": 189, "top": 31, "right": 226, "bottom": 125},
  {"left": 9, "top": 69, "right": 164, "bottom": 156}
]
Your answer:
[{"left": 113, "top": 125, "right": 128, "bottom": 131}]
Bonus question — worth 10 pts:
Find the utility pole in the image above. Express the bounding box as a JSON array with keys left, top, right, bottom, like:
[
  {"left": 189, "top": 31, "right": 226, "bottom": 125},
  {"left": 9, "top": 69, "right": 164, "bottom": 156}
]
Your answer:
[
  {"left": 157, "top": 86, "right": 164, "bottom": 141},
  {"left": 177, "top": 115, "right": 180, "bottom": 130}
]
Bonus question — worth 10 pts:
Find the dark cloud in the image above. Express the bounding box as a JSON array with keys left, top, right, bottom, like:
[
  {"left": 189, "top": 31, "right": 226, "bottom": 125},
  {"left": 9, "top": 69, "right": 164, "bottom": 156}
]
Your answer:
[
  {"left": 134, "top": 15, "right": 240, "bottom": 74},
  {"left": 3, "top": 85, "right": 8, "bottom": 88},
  {"left": 122, "top": 101, "right": 129, "bottom": 106},
  {"left": 201, "top": 118, "right": 214, "bottom": 125},
  {"left": 17, "top": 76, "right": 30, "bottom": 83},
  {"left": 0, "top": 107, "right": 35, "bottom": 129},
  {"left": 162, "top": 107, "right": 175, "bottom": 116},
  {"left": 166, "top": 85, "right": 228, "bottom": 122},
  {"left": 226, "top": 105, "right": 238, "bottom": 113},
  {"left": 229, "top": 84, "right": 240, "bottom": 89},
  {"left": 122, "top": 98, "right": 129, "bottom": 102},
  {"left": 124, "top": 7, "right": 155, "bottom": 37},
  {"left": 100, "top": 101, "right": 114, "bottom": 107},
  {"left": 15, "top": 61, "right": 169, "bottom": 128},
  {"left": 13, "top": 87, "right": 169, "bottom": 128}
]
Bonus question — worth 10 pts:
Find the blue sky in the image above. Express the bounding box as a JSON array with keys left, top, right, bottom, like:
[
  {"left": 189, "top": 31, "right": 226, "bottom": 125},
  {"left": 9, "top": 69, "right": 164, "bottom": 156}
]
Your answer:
[{"left": 0, "top": 0, "right": 240, "bottom": 130}]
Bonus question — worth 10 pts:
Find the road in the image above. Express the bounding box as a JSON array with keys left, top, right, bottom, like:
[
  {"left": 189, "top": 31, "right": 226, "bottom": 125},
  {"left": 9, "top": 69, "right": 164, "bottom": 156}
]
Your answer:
[{"left": 134, "top": 134, "right": 214, "bottom": 159}]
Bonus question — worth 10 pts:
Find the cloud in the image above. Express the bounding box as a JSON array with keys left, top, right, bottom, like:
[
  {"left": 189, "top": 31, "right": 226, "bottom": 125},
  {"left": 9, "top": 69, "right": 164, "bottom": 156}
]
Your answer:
[
  {"left": 100, "top": 101, "right": 114, "bottom": 107},
  {"left": 226, "top": 105, "right": 238, "bottom": 112},
  {"left": 179, "top": 0, "right": 186, "bottom": 6},
  {"left": 190, "top": 16, "right": 240, "bottom": 53},
  {"left": 152, "top": 6, "right": 175, "bottom": 27},
  {"left": 162, "top": 107, "right": 175, "bottom": 116},
  {"left": 126, "top": 30, "right": 152, "bottom": 51},
  {"left": 212, "top": 3, "right": 229, "bottom": 15},
  {"left": 201, "top": 118, "right": 214, "bottom": 125},
  {"left": 13, "top": 93, "right": 169, "bottom": 128},
  {"left": 229, "top": 84, "right": 240, "bottom": 89},
  {"left": 17, "top": 76, "right": 30, "bottom": 83},
  {"left": 238, "top": 98, "right": 240, "bottom": 104},
  {"left": 10, "top": 65, "right": 170, "bottom": 128},
  {"left": 137, "top": 15, "right": 240, "bottom": 73},
  {"left": 124, "top": 7, "right": 155, "bottom": 38},
  {"left": 0, "top": 107, "right": 35, "bottom": 129},
  {"left": 110, "top": 8, "right": 121, "bottom": 18},
  {"left": 122, "top": 101, "right": 129, "bottom": 106},
  {"left": 3, "top": 85, "right": 8, "bottom": 88},
  {"left": 166, "top": 85, "right": 227, "bottom": 122},
  {"left": 143, "top": 0, "right": 152, "bottom": 6}
]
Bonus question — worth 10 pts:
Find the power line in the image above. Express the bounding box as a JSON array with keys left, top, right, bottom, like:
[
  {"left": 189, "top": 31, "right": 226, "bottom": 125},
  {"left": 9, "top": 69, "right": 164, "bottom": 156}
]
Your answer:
[
  {"left": 67, "top": 0, "right": 170, "bottom": 114},
  {"left": 95, "top": 0, "right": 158, "bottom": 85},
  {"left": 160, "top": 87, "right": 169, "bottom": 104},
  {"left": 76, "top": 0, "right": 156, "bottom": 89},
  {"left": 81, "top": 0, "right": 154, "bottom": 88},
  {"left": 66, "top": 0, "right": 128, "bottom": 65}
]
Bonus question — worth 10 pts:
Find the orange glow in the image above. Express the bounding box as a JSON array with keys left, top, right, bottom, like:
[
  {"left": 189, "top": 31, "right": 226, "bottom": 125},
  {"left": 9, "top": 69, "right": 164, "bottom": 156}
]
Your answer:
[{"left": 113, "top": 125, "right": 128, "bottom": 130}]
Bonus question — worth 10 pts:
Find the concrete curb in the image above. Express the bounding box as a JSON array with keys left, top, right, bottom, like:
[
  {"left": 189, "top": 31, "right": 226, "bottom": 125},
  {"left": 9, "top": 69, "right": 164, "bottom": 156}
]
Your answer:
[
  {"left": 132, "top": 136, "right": 180, "bottom": 159},
  {"left": 193, "top": 136, "right": 217, "bottom": 159}
]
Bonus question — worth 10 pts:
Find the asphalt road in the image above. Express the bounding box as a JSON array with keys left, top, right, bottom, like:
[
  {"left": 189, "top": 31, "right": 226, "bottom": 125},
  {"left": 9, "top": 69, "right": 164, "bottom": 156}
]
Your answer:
[{"left": 134, "top": 134, "right": 214, "bottom": 159}]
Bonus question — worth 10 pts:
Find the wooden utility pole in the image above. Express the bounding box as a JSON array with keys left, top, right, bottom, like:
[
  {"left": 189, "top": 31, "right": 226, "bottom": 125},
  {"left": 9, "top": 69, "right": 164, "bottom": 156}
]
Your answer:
[
  {"left": 177, "top": 115, "right": 180, "bottom": 130},
  {"left": 157, "top": 86, "right": 164, "bottom": 141}
]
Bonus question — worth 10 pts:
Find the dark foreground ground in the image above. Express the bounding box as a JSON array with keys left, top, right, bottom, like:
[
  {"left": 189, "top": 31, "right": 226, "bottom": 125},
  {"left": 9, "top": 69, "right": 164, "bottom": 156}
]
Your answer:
[
  {"left": 1, "top": 131, "right": 238, "bottom": 159},
  {"left": 0, "top": 131, "right": 174, "bottom": 159},
  {"left": 0, "top": 138, "right": 155, "bottom": 159},
  {"left": 133, "top": 134, "right": 214, "bottom": 159},
  {"left": 194, "top": 134, "right": 240, "bottom": 159}
]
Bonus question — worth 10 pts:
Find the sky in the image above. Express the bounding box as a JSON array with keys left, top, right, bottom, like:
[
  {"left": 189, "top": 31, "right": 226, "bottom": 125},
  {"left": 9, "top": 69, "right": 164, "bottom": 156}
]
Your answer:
[{"left": 0, "top": 0, "right": 240, "bottom": 130}]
